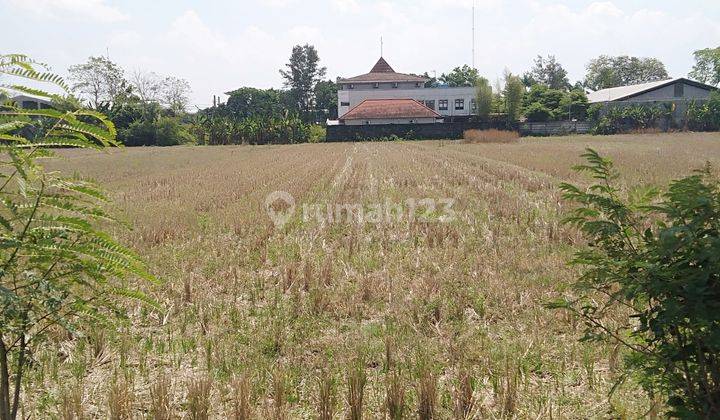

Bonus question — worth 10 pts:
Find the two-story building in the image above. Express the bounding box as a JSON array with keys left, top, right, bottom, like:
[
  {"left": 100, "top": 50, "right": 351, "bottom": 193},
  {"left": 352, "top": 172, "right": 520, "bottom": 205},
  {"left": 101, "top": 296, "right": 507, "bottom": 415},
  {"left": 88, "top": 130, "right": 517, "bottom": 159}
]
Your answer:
[{"left": 336, "top": 58, "right": 477, "bottom": 124}]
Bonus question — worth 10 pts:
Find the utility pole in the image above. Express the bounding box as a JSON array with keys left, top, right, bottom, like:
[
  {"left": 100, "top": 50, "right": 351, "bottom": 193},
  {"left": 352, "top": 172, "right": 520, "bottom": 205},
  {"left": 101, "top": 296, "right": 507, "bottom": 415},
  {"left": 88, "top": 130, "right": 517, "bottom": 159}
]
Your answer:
[{"left": 381, "top": 36, "right": 384, "bottom": 57}]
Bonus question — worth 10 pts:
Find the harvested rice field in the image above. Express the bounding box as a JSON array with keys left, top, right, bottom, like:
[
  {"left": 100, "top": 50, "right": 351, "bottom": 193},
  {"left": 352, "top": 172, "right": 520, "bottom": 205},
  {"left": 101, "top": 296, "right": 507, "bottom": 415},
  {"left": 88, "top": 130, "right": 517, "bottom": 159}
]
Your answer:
[{"left": 26, "top": 132, "right": 720, "bottom": 418}]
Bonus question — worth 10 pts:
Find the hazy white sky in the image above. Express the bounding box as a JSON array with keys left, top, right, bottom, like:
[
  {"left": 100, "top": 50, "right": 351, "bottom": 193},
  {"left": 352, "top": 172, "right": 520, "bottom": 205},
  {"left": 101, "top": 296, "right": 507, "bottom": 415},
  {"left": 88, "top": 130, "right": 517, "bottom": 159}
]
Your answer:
[{"left": 3, "top": 0, "right": 719, "bottom": 108}]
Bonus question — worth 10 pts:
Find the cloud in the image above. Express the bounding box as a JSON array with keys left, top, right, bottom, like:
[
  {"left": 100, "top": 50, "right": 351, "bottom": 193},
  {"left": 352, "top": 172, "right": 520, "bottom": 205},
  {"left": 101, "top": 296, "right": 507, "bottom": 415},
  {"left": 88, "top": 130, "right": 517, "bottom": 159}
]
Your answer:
[
  {"left": 167, "top": 10, "right": 231, "bottom": 59},
  {"left": 12, "top": 0, "right": 716, "bottom": 108},
  {"left": 288, "top": 25, "right": 324, "bottom": 45},
  {"left": 109, "top": 30, "right": 141, "bottom": 48},
  {"left": 510, "top": 1, "right": 720, "bottom": 80},
  {"left": 261, "top": 0, "right": 299, "bottom": 7},
  {"left": 426, "top": 0, "right": 503, "bottom": 10},
  {"left": 331, "top": 0, "right": 360, "bottom": 13},
  {"left": 6, "top": 0, "right": 127, "bottom": 22}
]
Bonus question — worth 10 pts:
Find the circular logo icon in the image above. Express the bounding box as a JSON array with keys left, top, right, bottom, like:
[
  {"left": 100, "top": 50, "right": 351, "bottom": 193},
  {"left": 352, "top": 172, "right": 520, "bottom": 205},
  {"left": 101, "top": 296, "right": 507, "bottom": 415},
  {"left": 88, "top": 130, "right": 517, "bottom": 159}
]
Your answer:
[{"left": 264, "top": 191, "right": 296, "bottom": 228}]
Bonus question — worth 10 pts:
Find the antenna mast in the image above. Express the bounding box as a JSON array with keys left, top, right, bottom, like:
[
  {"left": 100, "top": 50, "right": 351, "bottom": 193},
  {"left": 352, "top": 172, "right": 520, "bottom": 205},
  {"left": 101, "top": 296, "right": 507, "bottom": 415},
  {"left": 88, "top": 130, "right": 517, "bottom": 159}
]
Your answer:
[
  {"left": 381, "top": 36, "right": 384, "bottom": 57},
  {"left": 472, "top": 0, "right": 475, "bottom": 69}
]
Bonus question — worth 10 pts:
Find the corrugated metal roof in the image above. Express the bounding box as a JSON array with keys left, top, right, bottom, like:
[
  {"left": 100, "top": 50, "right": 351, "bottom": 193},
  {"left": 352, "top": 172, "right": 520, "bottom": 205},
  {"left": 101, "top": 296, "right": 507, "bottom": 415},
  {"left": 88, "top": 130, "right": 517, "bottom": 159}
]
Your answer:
[
  {"left": 586, "top": 77, "right": 718, "bottom": 103},
  {"left": 339, "top": 99, "right": 441, "bottom": 120}
]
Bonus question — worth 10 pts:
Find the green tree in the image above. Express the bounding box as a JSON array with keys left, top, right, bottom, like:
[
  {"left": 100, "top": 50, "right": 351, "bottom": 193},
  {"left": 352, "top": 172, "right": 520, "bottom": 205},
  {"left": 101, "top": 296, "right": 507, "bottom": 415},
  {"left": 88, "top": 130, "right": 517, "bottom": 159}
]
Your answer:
[
  {"left": 440, "top": 65, "right": 479, "bottom": 87},
  {"left": 68, "top": 56, "right": 129, "bottom": 108},
  {"left": 279, "top": 44, "right": 327, "bottom": 121},
  {"left": 503, "top": 72, "right": 525, "bottom": 124},
  {"left": 522, "top": 55, "right": 570, "bottom": 90},
  {"left": 491, "top": 78, "right": 505, "bottom": 114},
  {"left": 224, "top": 88, "right": 288, "bottom": 120},
  {"left": 689, "top": 47, "right": 720, "bottom": 86},
  {"left": 554, "top": 149, "right": 720, "bottom": 418},
  {"left": 524, "top": 102, "right": 552, "bottom": 122},
  {"left": 560, "top": 89, "right": 589, "bottom": 121},
  {"left": 419, "top": 72, "right": 439, "bottom": 88},
  {"left": 475, "top": 77, "right": 493, "bottom": 122},
  {"left": 160, "top": 76, "right": 191, "bottom": 114},
  {"left": 584, "top": 55, "right": 669, "bottom": 90},
  {"left": 0, "top": 54, "right": 155, "bottom": 420},
  {"left": 314, "top": 80, "right": 338, "bottom": 121},
  {"left": 523, "top": 85, "right": 589, "bottom": 121}
]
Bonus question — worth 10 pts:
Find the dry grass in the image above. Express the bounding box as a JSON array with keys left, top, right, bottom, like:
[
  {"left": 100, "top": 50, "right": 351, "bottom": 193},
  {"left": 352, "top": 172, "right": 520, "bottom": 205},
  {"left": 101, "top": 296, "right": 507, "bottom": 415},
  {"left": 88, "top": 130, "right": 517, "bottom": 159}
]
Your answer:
[
  {"left": 462, "top": 129, "right": 520, "bottom": 143},
  {"left": 16, "top": 132, "right": 720, "bottom": 418}
]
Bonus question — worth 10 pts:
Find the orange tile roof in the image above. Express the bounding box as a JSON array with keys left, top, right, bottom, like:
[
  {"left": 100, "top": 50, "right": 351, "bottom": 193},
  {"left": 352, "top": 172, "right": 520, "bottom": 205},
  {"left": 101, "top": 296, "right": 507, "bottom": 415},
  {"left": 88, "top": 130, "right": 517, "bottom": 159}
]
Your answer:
[{"left": 340, "top": 99, "right": 442, "bottom": 121}]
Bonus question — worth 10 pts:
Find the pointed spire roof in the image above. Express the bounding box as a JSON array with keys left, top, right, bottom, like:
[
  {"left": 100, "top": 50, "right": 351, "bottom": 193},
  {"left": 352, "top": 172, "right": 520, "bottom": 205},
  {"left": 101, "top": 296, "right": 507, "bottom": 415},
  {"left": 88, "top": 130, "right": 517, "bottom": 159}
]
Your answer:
[
  {"left": 338, "top": 57, "right": 429, "bottom": 84},
  {"left": 370, "top": 57, "right": 395, "bottom": 73}
]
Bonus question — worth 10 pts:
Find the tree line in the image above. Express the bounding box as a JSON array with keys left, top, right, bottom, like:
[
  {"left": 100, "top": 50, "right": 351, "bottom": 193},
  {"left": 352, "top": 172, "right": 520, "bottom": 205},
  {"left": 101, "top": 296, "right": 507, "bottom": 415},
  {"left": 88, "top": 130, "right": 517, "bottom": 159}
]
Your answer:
[
  {"left": 61, "top": 56, "right": 195, "bottom": 146},
  {"left": 27, "top": 45, "right": 720, "bottom": 145},
  {"left": 51, "top": 45, "right": 335, "bottom": 146},
  {"left": 193, "top": 44, "right": 333, "bottom": 145},
  {"left": 468, "top": 47, "right": 720, "bottom": 126}
]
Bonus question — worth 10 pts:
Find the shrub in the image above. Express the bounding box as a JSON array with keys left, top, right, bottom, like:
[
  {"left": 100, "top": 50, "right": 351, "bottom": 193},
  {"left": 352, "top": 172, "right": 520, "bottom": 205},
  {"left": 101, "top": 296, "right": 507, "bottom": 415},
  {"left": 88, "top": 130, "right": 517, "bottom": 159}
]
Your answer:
[
  {"left": 156, "top": 117, "right": 195, "bottom": 146},
  {"left": 687, "top": 92, "right": 720, "bottom": 131},
  {"left": 122, "top": 118, "right": 157, "bottom": 146},
  {"left": 552, "top": 149, "right": 720, "bottom": 417},
  {"left": 587, "top": 103, "right": 603, "bottom": 122},
  {"left": 308, "top": 124, "right": 326, "bottom": 143},
  {"left": 591, "top": 104, "right": 671, "bottom": 134}
]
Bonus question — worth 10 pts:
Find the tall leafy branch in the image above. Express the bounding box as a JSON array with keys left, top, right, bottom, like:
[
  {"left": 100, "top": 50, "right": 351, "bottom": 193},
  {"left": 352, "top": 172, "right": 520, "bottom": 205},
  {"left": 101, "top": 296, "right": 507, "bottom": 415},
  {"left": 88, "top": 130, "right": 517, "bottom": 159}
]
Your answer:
[
  {"left": 552, "top": 149, "right": 720, "bottom": 417},
  {"left": 0, "top": 54, "right": 156, "bottom": 420}
]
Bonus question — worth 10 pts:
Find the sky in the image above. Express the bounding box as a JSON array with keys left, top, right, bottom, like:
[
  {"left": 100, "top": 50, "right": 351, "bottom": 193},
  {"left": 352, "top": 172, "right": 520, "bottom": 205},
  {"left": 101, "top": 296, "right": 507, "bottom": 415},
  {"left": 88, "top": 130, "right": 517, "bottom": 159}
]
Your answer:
[{"left": 2, "top": 0, "right": 719, "bottom": 108}]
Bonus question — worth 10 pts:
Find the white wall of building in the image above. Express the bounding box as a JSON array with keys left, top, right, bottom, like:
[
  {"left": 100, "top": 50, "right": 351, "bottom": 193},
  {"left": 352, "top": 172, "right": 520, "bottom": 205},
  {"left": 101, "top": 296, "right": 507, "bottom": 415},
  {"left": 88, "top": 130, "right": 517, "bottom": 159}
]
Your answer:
[{"left": 338, "top": 87, "right": 477, "bottom": 118}]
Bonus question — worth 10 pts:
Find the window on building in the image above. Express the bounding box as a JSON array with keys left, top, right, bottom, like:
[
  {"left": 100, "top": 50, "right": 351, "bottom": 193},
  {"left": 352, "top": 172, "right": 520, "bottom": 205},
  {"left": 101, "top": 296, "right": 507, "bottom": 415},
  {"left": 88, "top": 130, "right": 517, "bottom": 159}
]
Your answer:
[
  {"left": 374, "top": 82, "right": 379, "bottom": 89},
  {"left": 674, "top": 83, "right": 685, "bottom": 98},
  {"left": 455, "top": 99, "right": 465, "bottom": 110},
  {"left": 471, "top": 99, "right": 477, "bottom": 112},
  {"left": 393, "top": 82, "right": 398, "bottom": 89},
  {"left": 349, "top": 84, "right": 355, "bottom": 89},
  {"left": 439, "top": 100, "right": 449, "bottom": 111},
  {"left": 339, "top": 85, "right": 344, "bottom": 90},
  {"left": 415, "top": 82, "right": 421, "bottom": 88},
  {"left": 340, "top": 102, "right": 350, "bottom": 107},
  {"left": 425, "top": 100, "right": 435, "bottom": 110}
]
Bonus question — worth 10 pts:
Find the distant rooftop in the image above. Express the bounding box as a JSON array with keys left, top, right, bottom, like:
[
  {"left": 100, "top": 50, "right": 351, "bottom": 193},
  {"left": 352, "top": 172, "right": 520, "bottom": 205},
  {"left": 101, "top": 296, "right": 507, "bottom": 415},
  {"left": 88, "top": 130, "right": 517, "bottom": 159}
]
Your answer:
[
  {"left": 369, "top": 57, "right": 395, "bottom": 73},
  {"left": 338, "top": 57, "right": 429, "bottom": 84},
  {"left": 339, "top": 99, "right": 441, "bottom": 121},
  {"left": 587, "top": 77, "right": 716, "bottom": 103}
]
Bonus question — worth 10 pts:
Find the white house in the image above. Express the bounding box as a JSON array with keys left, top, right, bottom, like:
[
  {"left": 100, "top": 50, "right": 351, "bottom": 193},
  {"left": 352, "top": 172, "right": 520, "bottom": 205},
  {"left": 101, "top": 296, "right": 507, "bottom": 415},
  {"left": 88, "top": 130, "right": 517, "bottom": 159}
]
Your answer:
[
  {"left": 10, "top": 93, "right": 53, "bottom": 109},
  {"left": 337, "top": 58, "right": 477, "bottom": 120}
]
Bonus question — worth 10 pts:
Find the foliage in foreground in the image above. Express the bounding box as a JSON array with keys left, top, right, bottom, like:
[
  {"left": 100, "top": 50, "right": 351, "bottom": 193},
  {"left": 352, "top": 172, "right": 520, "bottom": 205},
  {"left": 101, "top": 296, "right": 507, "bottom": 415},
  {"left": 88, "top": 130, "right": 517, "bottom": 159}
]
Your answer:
[
  {"left": 554, "top": 149, "right": 720, "bottom": 417},
  {"left": 0, "top": 54, "right": 155, "bottom": 420}
]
